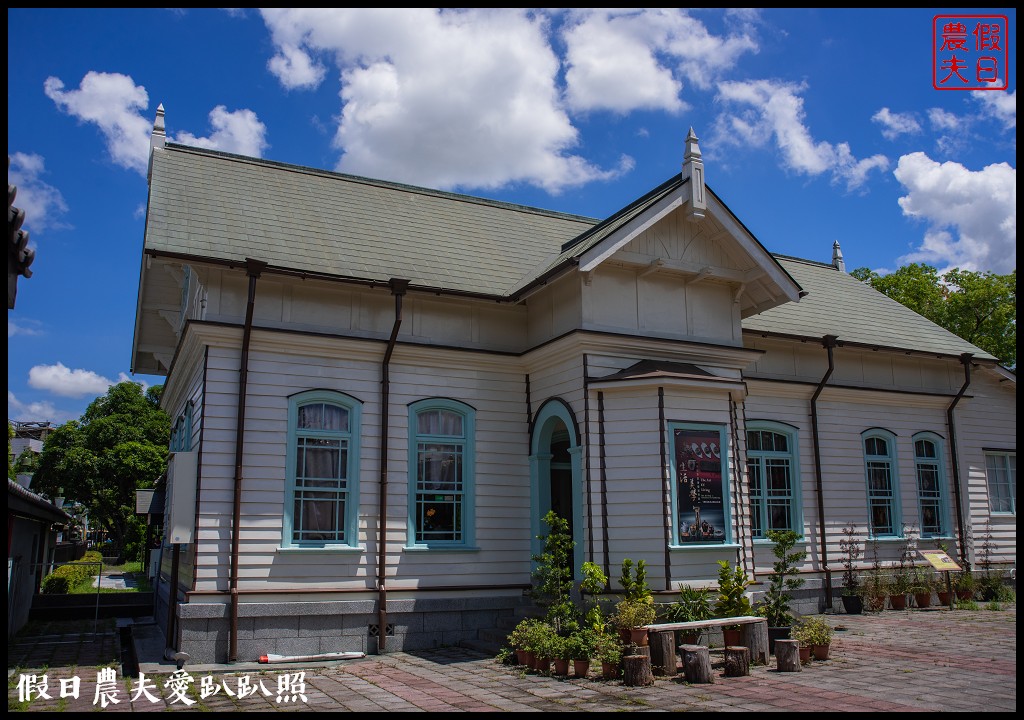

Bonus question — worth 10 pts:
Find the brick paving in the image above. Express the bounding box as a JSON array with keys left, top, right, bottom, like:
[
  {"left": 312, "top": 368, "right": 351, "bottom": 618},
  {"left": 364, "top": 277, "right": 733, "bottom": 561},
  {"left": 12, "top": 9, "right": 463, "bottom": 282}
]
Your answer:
[{"left": 8, "top": 605, "right": 1016, "bottom": 712}]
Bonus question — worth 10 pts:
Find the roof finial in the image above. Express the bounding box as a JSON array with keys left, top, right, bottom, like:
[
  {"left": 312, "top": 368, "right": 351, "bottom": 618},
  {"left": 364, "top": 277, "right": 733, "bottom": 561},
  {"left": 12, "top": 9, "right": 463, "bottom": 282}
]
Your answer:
[
  {"left": 148, "top": 104, "right": 166, "bottom": 185},
  {"left": 682, "top": 127, "right": 706, "bottom": 222},
  {"left": 832, "top": 240, "right": 846, "bottom": 272}
]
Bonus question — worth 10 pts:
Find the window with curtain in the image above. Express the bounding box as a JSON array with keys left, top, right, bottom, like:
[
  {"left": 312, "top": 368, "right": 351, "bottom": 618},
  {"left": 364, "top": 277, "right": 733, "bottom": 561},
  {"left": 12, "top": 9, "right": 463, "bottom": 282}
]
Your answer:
[
  {"left": 285, "top": 391, "right": 361, "bottom": 547},
  {"left": 409, "top": 399, "right": 475, "bottom": 547},
  {"left": 863, "top": 429, "right": 901, "bottom": 537},
  {"left": 913, "top": 433, "right": 948, "bottom": 537},
  {"left": 746, "top": 423, "right": 801, "bottom": 538},
  {"left": 985, "top": 452, "right": 1016, "bottom": 514}
]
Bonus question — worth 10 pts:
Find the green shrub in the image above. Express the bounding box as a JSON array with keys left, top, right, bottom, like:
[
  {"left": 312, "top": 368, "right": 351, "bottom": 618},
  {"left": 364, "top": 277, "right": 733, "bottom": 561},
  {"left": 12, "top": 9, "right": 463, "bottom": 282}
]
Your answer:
[{"left": 41, "top": 575, "right": 70, "bottom": 594}]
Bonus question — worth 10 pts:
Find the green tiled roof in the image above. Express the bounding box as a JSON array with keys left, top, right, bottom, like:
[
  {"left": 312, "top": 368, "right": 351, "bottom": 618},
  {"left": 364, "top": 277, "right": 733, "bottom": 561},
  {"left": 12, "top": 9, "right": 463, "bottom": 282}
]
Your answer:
[
  {"left": 146, "top": 144, "right": 597, "bottom": 297},
  {"left": 743, "top": 256, "right": 996, "bottom": 360}
]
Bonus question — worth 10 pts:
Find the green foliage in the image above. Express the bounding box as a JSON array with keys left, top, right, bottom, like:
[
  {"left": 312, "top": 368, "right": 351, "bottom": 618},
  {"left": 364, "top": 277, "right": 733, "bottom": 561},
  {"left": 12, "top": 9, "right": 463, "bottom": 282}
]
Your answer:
[
  {"left": 564, "top": 628, "right": 596, "bottom": 660},
  {"left": 33, "top": 381, "right": 169, "bottom": 563},
  {"left": 956, "top": 599, "right": 980, "bottom": 611},
  {"left": 910, "top": 566, "right": 936, "bottom": 594},
  {"left": 792, "top": 615, "right": 833, "bottom": 647},
  {"left": 529, "top": 511, "right": 579, "bottom": 635},
  {"left": 580, "top": 561, "right": 609, "bottom": 631},
  {"left": 612, "top": 598, "right": 657, "bottom": 630},
  {"left": 662, "top": 585, "right": 713, "bottom": 623},
  {"left": 40, "top": 558, "right": 100, "bottom": 594},
  {"left": 954, "top": 570, "right": 976, "bottom": 592},
  {"left": 507, "top": 618, "right": 551, "bottom": 655},
  {"left": 619, "top": 558, "right": 652, "bottom": 603},
  {"left": 838, "top": 523, "right": 862, "bottom": 596},
  {"left": 593, "top": 628, "right": 622, "bottom": 665},
  {"left": 756, "top": 530, "right": 807, "bottom": 627},
  {"left": 714, "top": 559, "right": 753, "bottom": 619},
  {"left": 850, "top": 264, "right": 1016, "bottom": 366}
]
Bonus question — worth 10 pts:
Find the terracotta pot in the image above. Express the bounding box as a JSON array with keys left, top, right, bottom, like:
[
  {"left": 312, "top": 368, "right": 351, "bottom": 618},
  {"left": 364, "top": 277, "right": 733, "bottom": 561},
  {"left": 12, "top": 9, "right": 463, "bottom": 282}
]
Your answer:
[
  {"left": 889, "top": 593, "right": 907, "bottom": 610},
  {"left": 573, "top": 659, "right": 591, "bottom": 678},
  {"left": 869, "top": 595, "right": 887, "bottom": 612},
  {"left": 937, "top": 591, "right": 953, "bottom": 605},
  {"left": 553, "top": 658, "right": 570, "bottom": 676},
  {"left": 723, "top": 627, "right": 742, "bottom": 647},
  {"left": 956, "top": 589, "right": 974, "bottom": 601},
  {"left": 914, "top": 592, "right": 932, "bottom": 609},
  {"left": 535, "top": 657, "right": 551, "bottom": 673},
  {"left": 680, "top": 631, "right": 700, "bottom": 646},
  {"left": 811, "top": 643, "right": 830, "bottom": 661},
  {"left": 525, "top": 651, "right": 537, "bottom": 670},
  {"left": 629, "top": 628, "right": 649, "bottom": 647},
  {"left": 515, "top": 649, "right": 530, "bottom": 666},
  {"left": 601, "top": 660, "right": 620, "bottom": 680},
  {"left": 799, "top": 646, "right": 812, "bottom": 664}
]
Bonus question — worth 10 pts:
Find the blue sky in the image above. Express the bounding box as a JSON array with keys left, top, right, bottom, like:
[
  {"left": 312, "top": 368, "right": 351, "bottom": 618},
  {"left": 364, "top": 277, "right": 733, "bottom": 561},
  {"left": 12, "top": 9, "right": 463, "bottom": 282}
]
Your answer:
[{"left": 7, "top": 8, "right": 1017, "bottom": 425}]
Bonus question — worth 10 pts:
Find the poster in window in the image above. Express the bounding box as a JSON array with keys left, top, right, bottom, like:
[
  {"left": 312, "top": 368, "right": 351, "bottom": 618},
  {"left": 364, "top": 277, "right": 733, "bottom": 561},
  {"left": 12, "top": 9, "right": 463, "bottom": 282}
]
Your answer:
[{"left": 674, "top": 427, "right": 726, "bottom": 543}]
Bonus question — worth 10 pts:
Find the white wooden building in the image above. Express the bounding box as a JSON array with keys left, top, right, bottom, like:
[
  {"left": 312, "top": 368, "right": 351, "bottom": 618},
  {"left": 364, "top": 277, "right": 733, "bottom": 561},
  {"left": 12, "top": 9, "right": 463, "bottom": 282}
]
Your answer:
[{"left": 132, "top": 110, "right": 1016, "bottom": 663}]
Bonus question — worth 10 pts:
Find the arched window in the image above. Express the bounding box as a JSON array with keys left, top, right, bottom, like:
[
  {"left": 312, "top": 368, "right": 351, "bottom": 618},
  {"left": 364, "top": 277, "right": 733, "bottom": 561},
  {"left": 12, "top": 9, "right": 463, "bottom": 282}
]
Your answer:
[
  {"left": 862, "top": 428, "right": 901, "bottom": 537},
  {"left": 746, "top": 422, "right": 802, "bottom": 538},
  {"left": 408, "top": 399, "right": 475, "bottom": 547},
  {"left": 283, "top": 391, "right": 361, "bottom": 547},
  {"left": 913, "top": 432, "right": 948, "bottom": 537}
]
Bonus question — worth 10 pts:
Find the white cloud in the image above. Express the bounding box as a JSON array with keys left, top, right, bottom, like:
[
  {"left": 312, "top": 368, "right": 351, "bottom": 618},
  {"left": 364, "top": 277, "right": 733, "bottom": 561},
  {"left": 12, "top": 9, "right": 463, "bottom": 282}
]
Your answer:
[
  {"left": 45, "top": 72, "right": 268, "bottom": 175},
  {"left": 973, "top": 89, "right": 1016, "bottom": 130},
  {"left": 172, "top": 106, "right": 269, "bottom": 158},
  {"left": 561, "top": 9, "right": 759, "bottom": 114},
  {"left": 7, "top": 391, "right": 73, "bottom": 425},
  {"left": 871, "top": 107, "right": 921, "bottom": 140},
  {"left": 28, "top": 363, "right": 117, "bottom": 398},
  {"left": 8, "top": 319, "right": 43, "bottom": 338},
  {"left": 927, "top": 107, "right": 961, "bottom": 131},
  {"left": 8, "top": 152, "right": 70, "bottom": 233},
  {"left": 44, "top": 72, "right": 153, "bottom": 174},
  {"left": 259, "top": 8, "right": 626, "bottom": 193},
  {"left": 714, "top": 79, "right": 889, "bottom": 190},
  {"left": 894, "top": 152, "right": 1016, "bottom": 273}
]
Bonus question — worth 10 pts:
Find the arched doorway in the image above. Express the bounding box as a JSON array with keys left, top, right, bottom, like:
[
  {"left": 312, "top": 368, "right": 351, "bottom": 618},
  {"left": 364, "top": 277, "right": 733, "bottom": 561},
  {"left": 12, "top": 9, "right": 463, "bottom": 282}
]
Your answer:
[{"left": 529, "top": 399, "right": 584, "bottom": 578}]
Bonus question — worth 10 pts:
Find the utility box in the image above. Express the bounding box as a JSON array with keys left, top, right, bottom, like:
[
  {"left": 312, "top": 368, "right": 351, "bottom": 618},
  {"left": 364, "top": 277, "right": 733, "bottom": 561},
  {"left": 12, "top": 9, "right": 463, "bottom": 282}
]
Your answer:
[{"left": 166, "top": 450, "right": 198, "bottom": 544}]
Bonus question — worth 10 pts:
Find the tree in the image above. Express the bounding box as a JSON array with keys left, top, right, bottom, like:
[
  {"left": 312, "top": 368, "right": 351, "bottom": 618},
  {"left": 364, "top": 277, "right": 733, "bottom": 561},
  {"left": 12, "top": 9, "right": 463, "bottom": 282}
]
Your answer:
[
  {"left": 851, "top": 263, "right": 1016, "bottom": 367},
  {"left": 33, "top": 381, "right": 169, "bottom": 562}
]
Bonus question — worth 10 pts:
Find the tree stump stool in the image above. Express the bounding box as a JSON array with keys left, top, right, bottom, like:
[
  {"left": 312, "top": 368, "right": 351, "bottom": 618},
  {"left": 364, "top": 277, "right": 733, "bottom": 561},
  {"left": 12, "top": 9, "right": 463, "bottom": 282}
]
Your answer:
[
  {"left": 623, "top": 654, "right": 654, "bottom": 687},
  {"left": 740, "top": 620, "right": 769, "bottom": 665},
  {"left": 724, "top": 646, "right": 750, "bottom": 677},
  {"left": 649, "top": 630, "right": 677, "bottom": 676},
  {"left": 681, "top": 644, "right": 714, "bottom": 684},
  {"left": 775, "top": 639, "right": 801, "bottom": 672}
]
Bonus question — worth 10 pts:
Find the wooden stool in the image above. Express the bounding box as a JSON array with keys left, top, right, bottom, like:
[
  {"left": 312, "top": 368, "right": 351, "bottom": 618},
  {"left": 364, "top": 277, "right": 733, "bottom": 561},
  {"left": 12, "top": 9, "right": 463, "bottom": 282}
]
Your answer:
[
  {"left": 724, "top": 646, "right": 750, "bottom": 677},
  {"left": 681, "top": 644, "right": 714, "bottom": 684},
  {"left": 623, "top": 654, "right": 654, "bottom": 686},
  {"left": 775, "top": 639, "right": 801, "bottom": 672}
]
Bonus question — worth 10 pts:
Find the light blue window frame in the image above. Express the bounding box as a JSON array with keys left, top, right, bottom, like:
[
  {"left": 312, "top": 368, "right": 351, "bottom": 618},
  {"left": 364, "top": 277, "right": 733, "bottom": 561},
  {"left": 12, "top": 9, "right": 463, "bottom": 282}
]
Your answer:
[
  {"left": 862, "top": 428, "right": 902, "bottom": 538},
  {"left": 169, "top": 402, "right": 193, "bottom": 452},
  {"left": 746, "top": 420, "right": 803, "bottom": 540},
  {"left": 985, "top": 451, "right": 1016, "bottom": 515},
  {"left": 912, "top": 432, "right": 949, "bottom": 538},
  {"left": 282, "top": 390, "right": 362, "bottom": 549},
  {"left": 667, "top": 421, "right": 733, "bottom": 546},
  {"left": 407, "top": 398, "right": 476, "bottom": 549}
]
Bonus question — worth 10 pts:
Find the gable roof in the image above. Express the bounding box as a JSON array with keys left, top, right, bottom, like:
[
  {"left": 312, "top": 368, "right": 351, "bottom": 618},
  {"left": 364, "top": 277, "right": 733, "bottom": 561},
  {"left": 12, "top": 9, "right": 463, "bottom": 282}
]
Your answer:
[{"left": 742, "top": 256, "right": 998, "bottom": 361}]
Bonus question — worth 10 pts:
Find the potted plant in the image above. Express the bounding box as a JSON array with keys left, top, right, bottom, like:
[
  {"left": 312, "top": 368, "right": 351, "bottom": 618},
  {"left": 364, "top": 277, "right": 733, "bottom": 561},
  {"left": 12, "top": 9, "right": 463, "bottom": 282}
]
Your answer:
[
  {"left": 533, "top": 631, "right": 555, "bottom": 674},
  {"left": 954, "top": 569, "right": 976, "bottom": 601},
  {"left": 793, "top": 615, "right": 833, "bottom": 661},
  {"left": 594, "top": 629, "right": 623, "bottom": 679},
  {"left": 838, "top": 523, "right": 864, "bottom": 614},
  {"left": 612, "top": 598, "right": 656, "bottom": 647},
  {"left": 565, "top": 628, "right": 596, "bottom": 678},
  {"left": 662, "top": 584, "right": 712, "bottom": 644},
  {"left": 508, "top": 617, "right": 545, "bottom": 667},
  {"left": 550, "top": 634, "right": 571, "bottom": 676},
  {"left": 911, "top": 566, "right": 934, "bottom": 608},
  {"left": 755, "top": 529, "right": 807, "bottom": 652},
  {"left": 713, "top": 559, "right": 753, "bottom": 647}
]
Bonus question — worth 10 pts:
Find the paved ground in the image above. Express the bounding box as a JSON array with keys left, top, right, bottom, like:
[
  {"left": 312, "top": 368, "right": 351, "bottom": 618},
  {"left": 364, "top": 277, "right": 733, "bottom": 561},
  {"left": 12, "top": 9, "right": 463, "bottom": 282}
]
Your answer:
[{"left": 8, "top": 605, "right": 1016, "bottom": 712}]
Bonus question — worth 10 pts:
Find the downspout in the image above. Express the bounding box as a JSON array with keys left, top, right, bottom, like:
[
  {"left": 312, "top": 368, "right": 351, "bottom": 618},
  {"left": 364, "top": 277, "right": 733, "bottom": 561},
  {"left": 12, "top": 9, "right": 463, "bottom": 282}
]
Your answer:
[
  {"left": 598, "top": 391, "right": 611, "bottom": 582},
  {"left": 658, "top": 387, "right": 671, "bottom": 590},
  {"left": 811, "top": 334, "right": 838, "bottom": 609},
  {"left": 946, "top": 353, "right": 973, "bottom": 567},
  {"left": 229, "top": 258, "right": 266, "bottom": 662},
  {"left": 376, "top": 278, "right": 409, "bottom": 654},
  {"left": 583, "top": 355, "right": 594, "bottom": 563}
]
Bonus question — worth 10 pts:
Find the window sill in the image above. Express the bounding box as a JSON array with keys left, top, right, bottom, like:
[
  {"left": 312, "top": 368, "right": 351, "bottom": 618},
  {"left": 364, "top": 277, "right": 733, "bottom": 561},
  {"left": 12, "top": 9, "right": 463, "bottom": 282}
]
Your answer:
[
  {"left": 669, "top": 543, "right": 741, "bottom": 551},
  {"left": 276, "top": 545, "right": 365, "bottom": 554},
  {"left": 752, "top": 536, "right": 805, "bottom": 544},
  {"left": 403, "top": 545, "right": 480, "bottom": 552},
  {"left": 866, "top": 536, "right": 907, "bottom": 543}
]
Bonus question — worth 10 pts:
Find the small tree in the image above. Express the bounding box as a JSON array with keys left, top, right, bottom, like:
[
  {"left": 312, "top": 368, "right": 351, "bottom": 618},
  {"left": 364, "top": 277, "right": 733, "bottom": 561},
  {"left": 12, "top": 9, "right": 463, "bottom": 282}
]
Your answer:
[
  {"left": 755, "top": 530, "right": 806, "bottom": 627},
  {"left": 619, "top": 558, "right": 652, "bottom": 603},
  {"left": 530, "top": 510, "right": 579, "bottom": 635},
  {"left": 580, "top": 561, "right": 609, "bottom": 632},
  {"left": 714, "top": 559, "right": 753, "bottom": 619},
  {"left": 839, "top": 523, "right": 863, "bottom": 597}
]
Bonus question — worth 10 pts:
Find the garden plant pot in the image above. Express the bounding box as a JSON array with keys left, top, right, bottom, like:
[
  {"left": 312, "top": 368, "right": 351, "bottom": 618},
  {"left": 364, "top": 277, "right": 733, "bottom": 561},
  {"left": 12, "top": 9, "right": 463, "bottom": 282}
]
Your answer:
[
  {"left": 937, "top": 591, "right": 953, "bottom": 605},
  {"left": 914, "top": 592, "right": 932, "bottom": 609},
  {"left": 811, "top": 643, "right": 830, "bottom": 661},
  {"left": 799, "top": 646, "right": 812, "bottom": 664},
  {"left": 553, "top": 658, "right": 570, "bottom": 676},
  {"left": 515, "top": 649, "right": 530, "bottom": 666},
  {"left": 535, "top": 657, "right": 551, "bottom": 674},
  {"left": 841, "top": 594, "right": 863, "bottom": 615},
  {"left": 956, "top": 590, "right": 974, "bottom": 601},
  {"left": 723, "top": 627, "right": 742, "bottom": 647},
  {"left": 680, "top": 631, "right": 700, "bottom": 646},
  {"left": 573, "top": 659, "right": 591, "bottom": 678},
  {"left": 869, "top": 595, "right": 887, "bottom": 612},
  {"left": 525, "top": 651, "right": 537, "bottom": 670},
  {"left": 602, "top": 661, "right": 620, "bottom": 680},
  {"left": 889, "top": 593, "right": 907, "bottom": 610},
  {"left": 629, "top": 628, "right": 649, "bottom": 647}
]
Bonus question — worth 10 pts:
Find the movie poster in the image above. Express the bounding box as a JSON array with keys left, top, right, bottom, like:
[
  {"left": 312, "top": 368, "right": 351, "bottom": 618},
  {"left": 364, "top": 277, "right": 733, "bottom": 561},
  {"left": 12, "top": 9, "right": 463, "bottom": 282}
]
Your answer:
[{"left": 674, "top": 427, "right": 726, "bottom": 543}]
